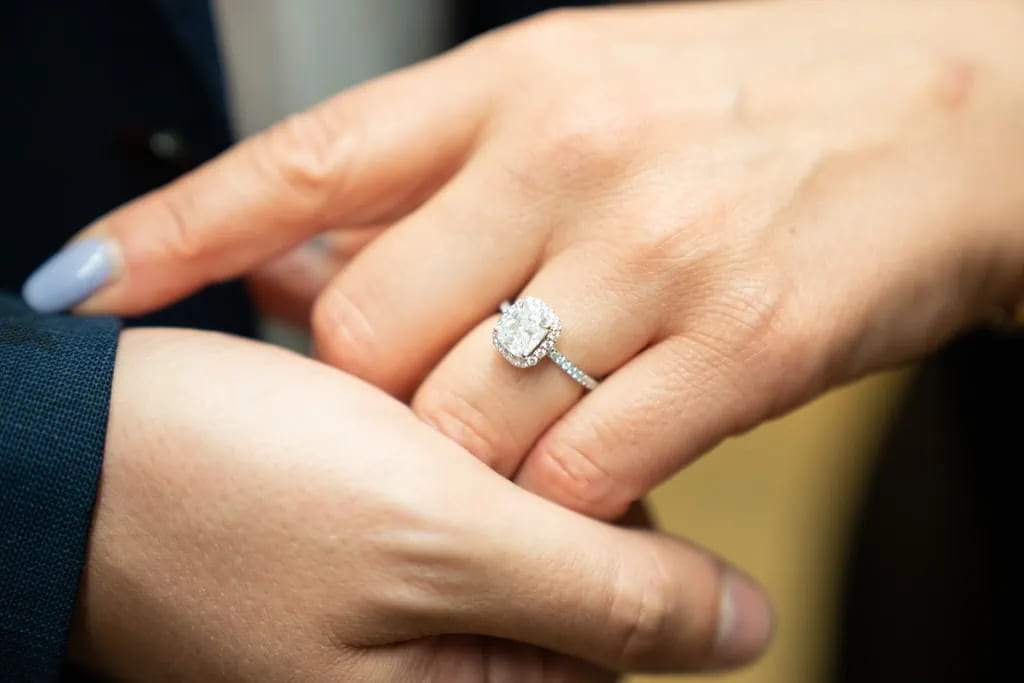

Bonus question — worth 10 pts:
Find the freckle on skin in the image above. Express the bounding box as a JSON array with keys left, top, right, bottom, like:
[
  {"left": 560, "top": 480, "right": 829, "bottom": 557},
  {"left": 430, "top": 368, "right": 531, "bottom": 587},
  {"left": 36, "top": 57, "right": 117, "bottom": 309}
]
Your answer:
[{"left": 933, "top": 57, "right": 975, "bottom": 110}]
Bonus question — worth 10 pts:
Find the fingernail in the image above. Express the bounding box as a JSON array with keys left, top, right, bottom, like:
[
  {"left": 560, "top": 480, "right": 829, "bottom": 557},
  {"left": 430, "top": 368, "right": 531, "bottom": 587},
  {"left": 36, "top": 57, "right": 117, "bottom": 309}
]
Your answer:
[
  {"left": 22, "top": 238, "right": 116, "bottom": 313},
  {"left": 712, "top": 568, "right": 774, "bottom": 668}
]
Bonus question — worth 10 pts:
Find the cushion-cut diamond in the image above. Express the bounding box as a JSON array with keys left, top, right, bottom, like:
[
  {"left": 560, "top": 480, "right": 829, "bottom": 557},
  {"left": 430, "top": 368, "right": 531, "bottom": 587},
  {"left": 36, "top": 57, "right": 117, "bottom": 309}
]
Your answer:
[{"left": 495, "top": 298, "right": 552, "bottom": 359}]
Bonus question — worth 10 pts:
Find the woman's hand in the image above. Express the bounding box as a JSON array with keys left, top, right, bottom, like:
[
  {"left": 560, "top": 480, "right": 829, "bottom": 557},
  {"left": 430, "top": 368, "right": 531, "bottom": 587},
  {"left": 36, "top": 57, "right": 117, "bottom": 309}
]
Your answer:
[
  {"left": 29, "top": 0, "right": 1024, "bottom": 520},
  {"left": 69, "top": 328, "right": 771, "bottom": 681}
]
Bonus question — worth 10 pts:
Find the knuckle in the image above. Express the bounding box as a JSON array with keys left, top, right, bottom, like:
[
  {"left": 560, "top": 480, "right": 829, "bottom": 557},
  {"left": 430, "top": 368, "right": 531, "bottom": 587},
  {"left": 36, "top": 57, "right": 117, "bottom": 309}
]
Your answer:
[
  {"left": 530, "top": 432, "right": 631, "bottom": 518},
  {"left": 533, "top": 101, "right": 635, "bottom": 182},
  {"left": 412, "top": 387, "right": 508, "bottom": 472},
  {"left": 678, "top": 262, "right": 822, "bottom": 423},
  {"left": 142, "top": 189, "right": 203, "bottom": 265},
  {"left": 613, "top": 202, "right": 728, "bottom": 285},
  {"left": 693, "top": 263, "right": 791, "bottom": 363},
  {"left": 260, "top": 103, "right": 362, "bottom": 213},
  {"left": 502, "top": 7, "right": 589, "bottom": 54},
  {"left": 530, "top": 6, "right": 585, "bottom": 29},
  {"left": 492, "top": 11, "right": 644, "bottom": 193},
  {"left": 607, "top": 548, "right": 675, "bottom": 667},
  {"left": 311, "top": 286, "right": 378, "bottom": 376},
  {"left": 619, "top": 221, "right": 687, "bottom": 272}
]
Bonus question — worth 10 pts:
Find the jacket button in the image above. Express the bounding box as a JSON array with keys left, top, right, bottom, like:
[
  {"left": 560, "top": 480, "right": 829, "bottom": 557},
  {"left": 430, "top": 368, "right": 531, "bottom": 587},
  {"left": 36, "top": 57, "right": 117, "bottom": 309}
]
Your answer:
[{"left": 148, "top": 129, "right": 186, "bottom": 163}]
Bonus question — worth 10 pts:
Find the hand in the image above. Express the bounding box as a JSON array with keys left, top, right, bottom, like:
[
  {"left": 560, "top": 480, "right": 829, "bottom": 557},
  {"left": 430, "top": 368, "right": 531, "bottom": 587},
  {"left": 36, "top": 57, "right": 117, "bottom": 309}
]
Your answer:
[
  {"left": 69, "top": 328, "right": 771, "bottom": 681},
  {"left": 31, "top": 0, "right": 1024, "bottom": 520}
]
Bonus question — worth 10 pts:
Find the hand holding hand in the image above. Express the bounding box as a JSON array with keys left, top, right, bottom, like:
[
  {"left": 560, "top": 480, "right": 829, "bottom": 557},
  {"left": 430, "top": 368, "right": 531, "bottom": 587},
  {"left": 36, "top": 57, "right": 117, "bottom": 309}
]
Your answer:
[{"left": 70, "top": 328, "right": 771, "bottom": 681}]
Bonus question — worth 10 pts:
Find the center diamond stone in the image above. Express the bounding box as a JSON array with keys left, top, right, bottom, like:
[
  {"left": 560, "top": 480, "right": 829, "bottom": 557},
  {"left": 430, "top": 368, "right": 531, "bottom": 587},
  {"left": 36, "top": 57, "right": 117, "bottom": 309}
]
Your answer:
[
  {"left": 495, "top": 300, "right": 550, "bottom": 357},
  {"left": 493, "top": 297, "right": 561, "bottom": 366}
]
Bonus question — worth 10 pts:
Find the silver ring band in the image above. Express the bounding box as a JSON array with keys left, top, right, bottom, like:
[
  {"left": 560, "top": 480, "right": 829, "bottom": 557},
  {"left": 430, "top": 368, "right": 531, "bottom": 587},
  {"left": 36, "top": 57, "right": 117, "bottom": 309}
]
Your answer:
[
  {"left": 547, "top": 348, "right": 599, "bottom": 390},
  {"left": 493, "top": 297, "right": 600, "bottom": 390}
]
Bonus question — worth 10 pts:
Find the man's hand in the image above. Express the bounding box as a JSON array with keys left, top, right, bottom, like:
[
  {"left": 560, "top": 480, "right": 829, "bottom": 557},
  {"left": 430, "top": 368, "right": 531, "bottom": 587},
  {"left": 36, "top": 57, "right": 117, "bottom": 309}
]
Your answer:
[{"left": 67, "top": 328, "right": 771, "bottom": 681}]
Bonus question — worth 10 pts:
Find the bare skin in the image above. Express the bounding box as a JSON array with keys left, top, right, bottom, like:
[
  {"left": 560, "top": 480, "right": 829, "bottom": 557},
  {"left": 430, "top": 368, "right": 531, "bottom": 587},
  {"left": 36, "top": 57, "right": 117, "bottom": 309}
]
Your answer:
[{"left": 71, "top": 328, "right": 770, "bottom": 681}]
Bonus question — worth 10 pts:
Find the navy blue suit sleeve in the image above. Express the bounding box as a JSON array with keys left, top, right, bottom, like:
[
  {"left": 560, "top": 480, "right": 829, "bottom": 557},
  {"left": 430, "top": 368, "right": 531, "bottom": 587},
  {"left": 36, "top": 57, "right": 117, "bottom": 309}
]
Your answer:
[{"left": 0, "top": 294, "right": 120, "bottom": 681}]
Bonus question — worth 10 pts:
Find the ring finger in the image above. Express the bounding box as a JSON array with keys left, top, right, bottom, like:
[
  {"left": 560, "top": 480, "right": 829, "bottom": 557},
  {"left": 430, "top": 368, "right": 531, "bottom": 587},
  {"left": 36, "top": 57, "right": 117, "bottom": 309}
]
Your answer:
[
  {"left": 311, "top": 158, "right": 548, "bottom": 398},
  {"left": 412, "top": 246, "right": 664, "bottom": 477}
]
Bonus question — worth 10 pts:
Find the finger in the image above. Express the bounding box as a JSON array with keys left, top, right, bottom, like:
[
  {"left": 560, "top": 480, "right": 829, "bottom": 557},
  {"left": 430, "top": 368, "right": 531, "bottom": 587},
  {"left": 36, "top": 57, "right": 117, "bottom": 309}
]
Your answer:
[
  {"left": 321, "top": 224, "right": 386, "bottom": 260},
  {"left": 421, "top": 477, "right": 774, "bottom": 673},
  {"left": 381, "top": 636, "right": 618, "bottom": 683},
  {"left": 29, "top": 50, "right": 491, "bottom": 316},
  {"left": 246, "top": 241, "right": 346, "bottom": 327},
  {"left": 410, "top": 247, "right": 662, "bottom": 474},
  {"left": 531, "top": 652, "right": 618, "bottom": 683},
  {"left": 516, "top": 332, "right": 792, "bottom": 520},
  {"left": 480, "top": 641, "right": 618, "bottom": 683},
  {"left": 247, "top": 226, "right": 384, "bottom": 326},
  {"left": 311, "top": 160, "right": 546, "bottom": 397}
]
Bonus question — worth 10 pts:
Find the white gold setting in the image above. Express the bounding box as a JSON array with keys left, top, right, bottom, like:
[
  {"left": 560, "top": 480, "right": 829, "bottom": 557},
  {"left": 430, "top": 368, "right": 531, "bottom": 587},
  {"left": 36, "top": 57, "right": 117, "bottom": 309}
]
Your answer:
[{"left": 492, "top": 297, "right": 599, "bottom": 390}]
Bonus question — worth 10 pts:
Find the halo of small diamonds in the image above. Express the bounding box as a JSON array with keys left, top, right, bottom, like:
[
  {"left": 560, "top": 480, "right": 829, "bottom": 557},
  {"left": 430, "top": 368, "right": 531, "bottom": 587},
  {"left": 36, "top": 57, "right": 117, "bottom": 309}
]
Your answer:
[
  {"left": 492, "top": 297, "right": 561, "bottom": 367},
  {"left": 492, "top": 296, "right": 599, "bottom": 390}
]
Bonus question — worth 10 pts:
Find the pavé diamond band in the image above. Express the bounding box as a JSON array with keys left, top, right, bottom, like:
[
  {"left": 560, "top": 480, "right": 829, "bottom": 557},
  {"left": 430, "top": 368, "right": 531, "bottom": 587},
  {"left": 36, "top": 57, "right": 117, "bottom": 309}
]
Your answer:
[{"left": 492, "top": 297, "right": 600, "bottom": 390}]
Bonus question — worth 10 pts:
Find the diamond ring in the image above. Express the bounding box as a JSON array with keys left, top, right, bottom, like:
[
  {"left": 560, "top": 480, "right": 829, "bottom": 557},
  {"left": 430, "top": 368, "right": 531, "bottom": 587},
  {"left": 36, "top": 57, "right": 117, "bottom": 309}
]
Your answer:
[{"left": 492, "top": 297, "right": 600, "bottom": 390}]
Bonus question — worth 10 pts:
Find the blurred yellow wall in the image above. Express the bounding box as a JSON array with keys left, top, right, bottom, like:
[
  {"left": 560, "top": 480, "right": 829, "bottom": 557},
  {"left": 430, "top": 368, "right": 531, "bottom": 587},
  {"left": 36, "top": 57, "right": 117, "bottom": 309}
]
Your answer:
[{"left": 629, "top": 369, "right": 910, "bottom": 683}]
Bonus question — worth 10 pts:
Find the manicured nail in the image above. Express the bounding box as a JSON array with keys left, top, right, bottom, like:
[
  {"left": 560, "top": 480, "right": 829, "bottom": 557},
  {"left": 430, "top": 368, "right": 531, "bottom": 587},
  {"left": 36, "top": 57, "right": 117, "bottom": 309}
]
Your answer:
[
  {"left": 713, "top": 568, "right": 775, "bottom": 668},
  {"left": 22, "top": 238, "right": 116, "bottom": 313}
]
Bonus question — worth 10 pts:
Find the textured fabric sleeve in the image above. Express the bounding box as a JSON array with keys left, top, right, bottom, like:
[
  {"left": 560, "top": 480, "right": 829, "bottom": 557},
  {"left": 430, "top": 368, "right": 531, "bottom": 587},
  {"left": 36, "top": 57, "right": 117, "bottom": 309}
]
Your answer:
[{"left": 0, "top": 294, "right": 120, "bottom": 682}]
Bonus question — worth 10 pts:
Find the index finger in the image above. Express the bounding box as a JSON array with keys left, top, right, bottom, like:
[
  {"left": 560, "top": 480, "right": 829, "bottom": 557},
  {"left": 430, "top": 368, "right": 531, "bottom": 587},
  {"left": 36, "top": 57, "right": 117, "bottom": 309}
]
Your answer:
[{"left": 24, "top": 50, "right": 490, "bottom": 316}]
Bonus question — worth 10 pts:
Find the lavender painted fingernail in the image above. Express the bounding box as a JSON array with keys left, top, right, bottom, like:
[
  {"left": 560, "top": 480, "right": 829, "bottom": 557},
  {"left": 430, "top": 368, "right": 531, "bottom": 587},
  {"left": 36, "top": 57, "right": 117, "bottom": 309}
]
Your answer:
[{"left": 22, "top": 239, "right": 115, "bottom": 313}]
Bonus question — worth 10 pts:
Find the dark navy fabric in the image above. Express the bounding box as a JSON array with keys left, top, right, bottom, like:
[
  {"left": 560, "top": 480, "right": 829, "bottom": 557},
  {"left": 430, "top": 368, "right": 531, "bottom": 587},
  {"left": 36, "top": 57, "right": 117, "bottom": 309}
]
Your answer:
[
  {"left": 0, "top": 296, "right": 119, "bottom": 682},
  {"left": 1, "top": 1, "right": 252, "bottom": 679},
  {"left": 0, "top": 0, "right": 256, "bottom": 336}
]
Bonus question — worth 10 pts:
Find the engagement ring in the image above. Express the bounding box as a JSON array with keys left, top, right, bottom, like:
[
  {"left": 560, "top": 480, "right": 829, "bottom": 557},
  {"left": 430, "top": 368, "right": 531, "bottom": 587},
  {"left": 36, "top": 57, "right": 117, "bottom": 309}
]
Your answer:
[{"left": 492, "top": 297, "right": 599, "bottom": 390}]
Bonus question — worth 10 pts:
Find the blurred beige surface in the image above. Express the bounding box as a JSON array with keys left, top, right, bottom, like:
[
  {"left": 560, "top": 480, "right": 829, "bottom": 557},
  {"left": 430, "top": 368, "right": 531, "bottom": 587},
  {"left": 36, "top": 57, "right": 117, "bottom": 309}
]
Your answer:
[{"left": 629, "top": 369, "right": 910, "bottom": 683}]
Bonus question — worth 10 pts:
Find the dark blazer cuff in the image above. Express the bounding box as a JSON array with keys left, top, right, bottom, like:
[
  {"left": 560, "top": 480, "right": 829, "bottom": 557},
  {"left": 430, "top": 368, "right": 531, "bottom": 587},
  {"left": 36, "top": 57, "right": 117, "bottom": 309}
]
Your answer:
[{"left": 1, "top": 294, "right": 120, "bottom": 681}]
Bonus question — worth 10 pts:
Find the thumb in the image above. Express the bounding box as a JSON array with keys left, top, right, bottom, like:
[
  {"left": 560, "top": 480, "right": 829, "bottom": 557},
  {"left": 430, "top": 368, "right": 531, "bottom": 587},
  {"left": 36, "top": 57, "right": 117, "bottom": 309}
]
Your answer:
[
  {"left": 22, "top": 52, "right": 489, "bottom": 316},
  {"left": 412, "top": 479, "right": 774, "bottom": 673}
]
